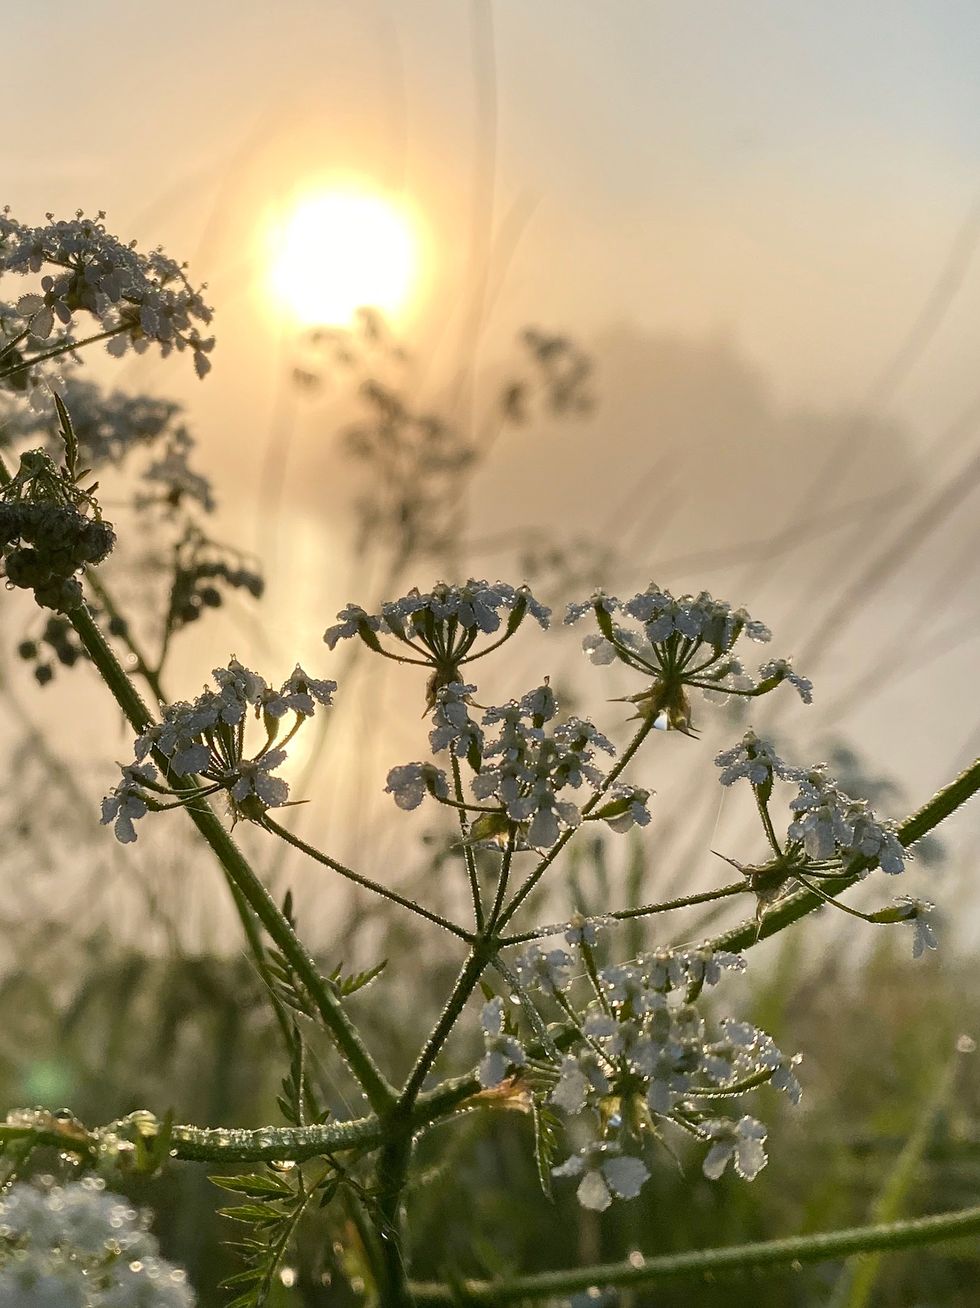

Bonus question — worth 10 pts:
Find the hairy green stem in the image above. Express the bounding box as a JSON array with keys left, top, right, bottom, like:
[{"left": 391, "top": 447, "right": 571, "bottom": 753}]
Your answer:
[
  {"left": 501, "top": 881, "right": 748, "bottom": 946},
  {"left": 0, "top": 324, "right": 129, "bottom": 382},
  {"left": 68, "top": 601, "right": 395, "bottom": 1114},
  {"left": 408, "top": 1203, "right": 980, "bottom": 1303},
  {"left": 261, "top": 815, "right": 472, "bottom": 942}
]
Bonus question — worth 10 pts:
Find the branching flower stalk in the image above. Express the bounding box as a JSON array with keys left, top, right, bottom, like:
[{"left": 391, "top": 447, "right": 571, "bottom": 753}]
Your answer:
[{"left": 3, "top": 212, "right": 980, "bottom": 1307}]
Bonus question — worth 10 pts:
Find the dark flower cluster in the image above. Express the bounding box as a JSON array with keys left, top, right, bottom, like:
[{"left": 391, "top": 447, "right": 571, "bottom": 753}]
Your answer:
[{"left": 0, "top": 495, "right": 114, "bottom": 613}]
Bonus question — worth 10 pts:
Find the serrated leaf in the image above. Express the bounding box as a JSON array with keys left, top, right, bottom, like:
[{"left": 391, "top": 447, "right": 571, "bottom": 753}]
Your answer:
[
  {"left": 220, "top": 1267, "right": 266, "bottom": 1289},
  {"left": 217, "top": 1203, "right": 287, "bottom": 1225},
  {"left": 53, "top": 391, "right": 78, "bottom": 478},
  {"left": 226, "top": 1292, "right": 259, "bottom": 1308},
  {"left": 334, "top": 958, "right": 388, "bottom": 996},
  {"left": 531, "top": 1097, "right": 559, "bottom": 1200},
  {"left": 211, "top": 1173, "right": 293, "bottom": 1198}
]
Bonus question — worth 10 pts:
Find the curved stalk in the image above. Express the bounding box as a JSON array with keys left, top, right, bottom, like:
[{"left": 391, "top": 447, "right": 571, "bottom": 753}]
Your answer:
[{"left": 408, "top": 1203, "right": 980, "bottom": 1304}]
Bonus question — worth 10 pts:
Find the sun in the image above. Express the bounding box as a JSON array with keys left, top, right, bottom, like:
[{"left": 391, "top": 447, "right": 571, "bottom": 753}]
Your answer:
[{"left": 268, "top": 189, "right": 418, "bottom": 328}]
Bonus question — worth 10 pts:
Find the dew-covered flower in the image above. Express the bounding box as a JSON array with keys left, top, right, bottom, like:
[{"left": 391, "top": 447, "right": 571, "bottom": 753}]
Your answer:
[
  {"left": 323, "top": 603, "right": 384, "bottom": 651},
  {"left": 0, "top": 210, "right": 214, "bottom": 381},
  {"left": 758, "top": 657, "right": 813, "bottom": 704},
  {"left": 894, "top": 896, "right": 939, "bottom": 958},
  {"left": 565, "top": 583, "right": 807, "bottom": 731},
  {"left": 262, "top": 665, "right": 337, "bottom": 719},
  {"left": 324, "top": 580, "right": 549, "bottom": 673},
  {"left": 102, "top": 658, "right": 327, "bottom": 839},
  {"left": 701, "top": 1116, "right": 768, "bottom": 1181},
  {"left": 715, "top": 731, "right": 801, "bottom": 788},
  {"left": 552, "top": 1144, "right": 650, "bottom": 1211},
  {"left": 384, "top": 762, "right": 450, "bottom": 810},
  {"left": 229, "top": 750, "right": 290, "bottom": 811},
  {"left": 551, "top": 1051, "right": 611, "bottom": 1114},
  {"left": 593, "top": 784, "right": 653, "bottom": 833},
  {"left": 429, "top": 682, "right": 482, "bottom": 757},
  {"left": 479, "top": 997, "right": 526, "bottom": 1087},
  {"left": 513, "top": 943, "right": 574, "bottom": 994},
  {"left": 788, "top": 766, "right": 907, "bottom": 873},
  {"left": 0, "top": 1177, "right": 195, "bottom": 1306},
  {"left": 100, "top": 762, "right": 157, "bottom": 843}
]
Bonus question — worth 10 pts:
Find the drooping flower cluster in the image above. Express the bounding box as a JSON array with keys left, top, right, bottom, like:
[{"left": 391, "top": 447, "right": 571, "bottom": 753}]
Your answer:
[
  {"left": 566, "top": 585, "right": 810, "bottom": 732},
  {"left": 0, "top": 209, "right": 214, "bottom": 385},
  {"left": 479, "top": 936, "right": 799, "bottom": 1209},
  {"left": 101, "top": 660, "right": 336, "bottom": 840},
  {"left": 385, "top": 681, "right": 652, "bottom": 848},
  {"left": 0, "top": 1176, "right": 194, "bottom": 1306}
]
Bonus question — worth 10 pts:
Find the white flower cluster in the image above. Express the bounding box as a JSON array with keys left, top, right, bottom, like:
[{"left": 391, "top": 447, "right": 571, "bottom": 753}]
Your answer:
[
  {"left": 0, "top": 1177, "right": 194, "bottom": 1306},
  {"left": 0, "top": 209, "right": 214, "bottom": 380},
  {"left": 324, "top": 579, "right": 549, "bottom": 658},
  {"left": 789, "top": 766, "right": 906, "bottom": 872},
  {"left": 715, "top": 733, "right": 908, "bottom": 876},
  {"left": 565, "top": 586, "right": 810, "bottom": 723},
  {"left": 385, "top": 682, "right": 649, "bottom": 848},
  {"left": 102, "top": 660, "right": 336, "bottom": 840},
  {"left": 715, "top": 730, "right": 803, "bottom": 788},
  {"left": 479, "top": 939, "right": 799, "bottom": 1209}
]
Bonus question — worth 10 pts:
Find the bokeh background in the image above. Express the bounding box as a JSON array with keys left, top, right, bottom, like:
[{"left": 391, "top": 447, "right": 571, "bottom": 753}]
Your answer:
[{"left": 1, "top": 3, "right": 979, "bottom": 1304}]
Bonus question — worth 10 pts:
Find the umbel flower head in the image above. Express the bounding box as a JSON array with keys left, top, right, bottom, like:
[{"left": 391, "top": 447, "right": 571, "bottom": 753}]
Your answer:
[
  {"left": 384, "top": 681, "right": 652, "bottom": 849},
  {"left": 486, "top": 934, "right": 800, "bottom": 1212},
  {"left": 101, "top": 659, "right": 336, "bottom": 841},
  {"left": 715, "top": 731, "right": 909, "bottom": 878},
  {"left": 566, "top": 585, "right": 810, "bottom": 733},
  {"left": 0, "top": 208, "right": 214, "bottom": 387},
  {"left": 324, "top": 579, "right": 550, "bottom": 705}
]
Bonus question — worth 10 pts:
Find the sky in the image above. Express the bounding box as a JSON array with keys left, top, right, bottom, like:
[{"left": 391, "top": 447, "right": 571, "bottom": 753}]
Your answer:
[
  {"left": 4, "top": 1, "right": 980, "bottom": 428},
  {"left": 2, "top": 1, "right": 979, "bottom": 942}
]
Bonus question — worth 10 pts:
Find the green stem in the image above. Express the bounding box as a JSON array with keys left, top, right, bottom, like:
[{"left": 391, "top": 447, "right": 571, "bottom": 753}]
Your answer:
[
  {"left": 708, "top": 758, "right": 980, "bottom": 956},
  {"left": 68, "top": 601, "right": 395, "bottom": 1115},
  {"left": 261, "top": 815, "right": 472, "bottom": 942},
  {"left": 407, "top": 1204, "right": 980, "bottom": 1304},
  {"left": 0, "top": 325, "right": 129, "bottom": 381},
  {"left": 451, "top": 752, "right": 484, "bottom": 929},
  {"left": 83, "top": 567, "right": 166, "bottom": 703},
  {"left": 500, "top": 881, "right": 748, "bottom": 946}
]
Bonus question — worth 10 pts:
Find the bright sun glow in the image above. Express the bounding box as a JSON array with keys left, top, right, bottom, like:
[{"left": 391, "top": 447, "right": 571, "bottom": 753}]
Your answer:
[{"left": 268, "top": 189, "right": 418, "bottom": 327}]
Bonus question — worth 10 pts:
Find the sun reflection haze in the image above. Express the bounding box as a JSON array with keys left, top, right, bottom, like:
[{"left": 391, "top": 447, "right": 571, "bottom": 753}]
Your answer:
[{"left": 267, "top": 187, "right": 419, "bottom": 328}]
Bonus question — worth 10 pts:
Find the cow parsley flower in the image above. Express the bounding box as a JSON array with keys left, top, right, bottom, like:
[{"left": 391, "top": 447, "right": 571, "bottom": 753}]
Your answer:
[
  {"left": 788, "top": 766, "right": 907, "bottom": 873},
  {"left": 0, "top": 210, "right": 214, "bottom": 380},
  {"left": 479, "top": 997, "right": 526, "bottom": 1087},
  {"left": 565, "top": 584, "right": 805, "bottom": 731},
  {"left": 384, "top": 762, "right": 450, "bottom": 810},
  {"left": 0, "top": 1177, "right": 195, "bottom": 1306},
  {"left": 552, "top": 1144, "right": 649, "bottom": 1211},
  {"left": 103, "top": 658, "right": 335, "bottom": 839},
  {"left": 701, "top": 1116, "right": 768, "bottom": 1181},
  {"left": 100, "top": 762, "right": 157, "bottom": 844},
  {"left": 324, "top": 581, "right": 549, "bottom": 692},
  {"left": 715, "top": 731, "right": 802, "bottom": 788},
  {"left": 894, "top": 896, "right": 939, "bottom": 958}
]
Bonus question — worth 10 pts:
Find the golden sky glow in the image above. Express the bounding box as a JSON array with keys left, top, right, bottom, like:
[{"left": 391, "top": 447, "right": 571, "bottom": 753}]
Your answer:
[{"left": 267, "top": 188, "right": 419, "bottom": 328}]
